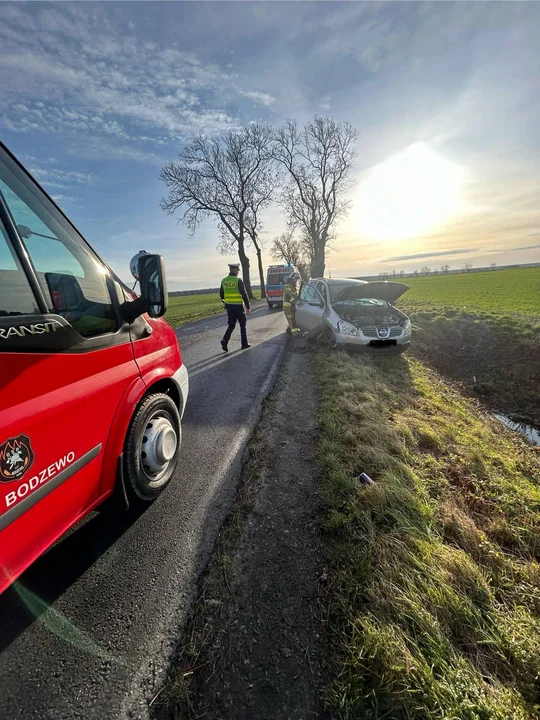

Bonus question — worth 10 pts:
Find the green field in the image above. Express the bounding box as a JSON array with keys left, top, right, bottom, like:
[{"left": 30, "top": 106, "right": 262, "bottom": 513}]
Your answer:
[
  {"left": 163, "top": 268, "right": 538, "bottom": 327},
  {"left": 165, "top": 291, "right": 262, "bottom": 328},
  {"left": 164, "top": 293, "right": 224, "bottom": 327},
  {"left": 400, "top": 267, "right": 539, "bottom": 317}
]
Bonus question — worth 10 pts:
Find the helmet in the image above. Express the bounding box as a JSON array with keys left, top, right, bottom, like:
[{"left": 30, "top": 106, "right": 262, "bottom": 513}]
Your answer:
[
  {"left": 286, "top": 272, "right": 300, "bottom": 284},
  {"left": 130, "top": 250, "right": 149, "bottom": 280}
]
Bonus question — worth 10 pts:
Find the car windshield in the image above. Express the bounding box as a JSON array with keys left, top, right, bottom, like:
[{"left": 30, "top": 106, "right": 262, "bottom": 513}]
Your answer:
[
  {"left": 328, "top": 282, "right": 363, "bottom": 302},
  {"left": 336, "top": 297, "right": 388, "bottom": 307}
]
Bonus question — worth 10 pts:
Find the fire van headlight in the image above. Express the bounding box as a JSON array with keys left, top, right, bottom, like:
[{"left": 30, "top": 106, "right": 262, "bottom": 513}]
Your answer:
[
  {"left": 337, "top": 320, "right": 360, "bottom": 336},
  {"left": 403, "top": 318, "right": 412, "bottom": 335}
]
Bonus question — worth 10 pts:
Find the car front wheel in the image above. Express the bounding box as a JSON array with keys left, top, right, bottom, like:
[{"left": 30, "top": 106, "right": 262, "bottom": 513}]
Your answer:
[
  {"left": 123, "top": 392, "right": 181, "bottom": 502},
  {"left": 324, "top": 326, "right": 338, "bottom": 349}
]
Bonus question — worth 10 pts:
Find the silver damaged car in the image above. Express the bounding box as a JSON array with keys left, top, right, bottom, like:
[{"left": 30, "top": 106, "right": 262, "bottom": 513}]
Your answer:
[{"left": 294, "top": 278, "right": 411, "bottom": 354}]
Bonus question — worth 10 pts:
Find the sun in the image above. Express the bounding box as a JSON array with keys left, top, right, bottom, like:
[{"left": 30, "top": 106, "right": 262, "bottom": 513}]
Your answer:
[{"left": 354, "top": 143, "right": 462, "bottom": 242}]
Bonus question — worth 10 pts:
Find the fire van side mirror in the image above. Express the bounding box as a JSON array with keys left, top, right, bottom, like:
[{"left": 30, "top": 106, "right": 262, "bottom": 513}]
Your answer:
[
  {"left": 121, "top": 253, "right": 169, "bottom": 323},
  {"left": 138, "top": 253, "right": 168, "bottom": 319}
]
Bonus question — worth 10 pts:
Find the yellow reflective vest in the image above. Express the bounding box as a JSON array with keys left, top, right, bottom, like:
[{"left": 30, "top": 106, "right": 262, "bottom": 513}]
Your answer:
[{"left": 221, "top": 275, "right": 243, "bottom": 304}]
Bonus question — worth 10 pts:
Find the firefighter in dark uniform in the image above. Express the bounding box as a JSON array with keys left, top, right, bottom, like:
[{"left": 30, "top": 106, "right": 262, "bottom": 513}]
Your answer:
[
  {"left": 283, "top": 273, "right": 301, "bottom": 334},
  {"left": 220, "top": 263, "right": 252, "bottom": 352}
]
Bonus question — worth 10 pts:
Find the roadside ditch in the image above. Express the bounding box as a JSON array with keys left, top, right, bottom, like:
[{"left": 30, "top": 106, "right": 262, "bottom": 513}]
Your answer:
[{"left": 405, "top": 307, "right": 540, "bottom": 428}]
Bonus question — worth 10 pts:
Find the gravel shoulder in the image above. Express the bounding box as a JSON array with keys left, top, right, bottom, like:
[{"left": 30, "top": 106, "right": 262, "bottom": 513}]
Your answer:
[{"left": 154, "top": 343, "right": 329, "bottom": 720}]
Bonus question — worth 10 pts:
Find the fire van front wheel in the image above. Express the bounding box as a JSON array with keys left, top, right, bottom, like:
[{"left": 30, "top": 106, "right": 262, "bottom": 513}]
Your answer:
[{"left": 124, "top": 393, "right": 181, "bottom": 502}]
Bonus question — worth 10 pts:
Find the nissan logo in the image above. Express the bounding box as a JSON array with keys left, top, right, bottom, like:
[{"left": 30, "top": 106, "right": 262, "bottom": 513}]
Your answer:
[{"left": 377, "top": 327, "right": 389, "bottom": 338}]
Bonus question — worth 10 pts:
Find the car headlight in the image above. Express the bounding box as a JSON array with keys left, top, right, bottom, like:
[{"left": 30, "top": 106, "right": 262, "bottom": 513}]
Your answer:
[
  {"left": 337, "top": 320, "right": 360, "bottom": 336},
  {"left": 403, "top": 318, "right": 412, "bottom": 334}
]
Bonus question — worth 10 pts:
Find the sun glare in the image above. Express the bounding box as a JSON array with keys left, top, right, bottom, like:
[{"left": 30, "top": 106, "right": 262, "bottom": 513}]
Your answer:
[{"left": 355, "top": 143, "right": 462, "bottom": 242}]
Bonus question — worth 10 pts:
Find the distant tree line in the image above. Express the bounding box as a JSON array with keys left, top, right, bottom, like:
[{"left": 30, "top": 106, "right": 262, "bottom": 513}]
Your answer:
[
  {"left": 169, "top": 286, "right": 260, "bottom": 297},
  {"left": 160, "top": 116, "right": 358, "bottom": 299},
  {"left": 373, "top": 262, "right": 500, "bottom": 280}
]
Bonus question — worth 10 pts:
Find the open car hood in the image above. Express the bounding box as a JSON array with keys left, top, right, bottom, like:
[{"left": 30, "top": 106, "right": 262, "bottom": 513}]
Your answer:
[{"left": 334, "top": 281, "right": 409, "bottom": 304}]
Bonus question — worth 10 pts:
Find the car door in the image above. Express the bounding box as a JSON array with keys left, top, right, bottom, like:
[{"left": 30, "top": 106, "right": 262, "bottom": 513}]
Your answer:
[
  {"left": 316, "top": 281, "right": 329, "bottom": 307},
  {"left": 295, "top": 283, "right": 325, "bottom": 330},
  {"left": 0, "top": 145, "right": 139, "bottom": 590}
]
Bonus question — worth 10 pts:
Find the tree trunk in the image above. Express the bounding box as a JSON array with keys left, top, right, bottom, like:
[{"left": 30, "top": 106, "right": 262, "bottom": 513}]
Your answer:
[
  {"left": 237, "top": 233, "right": 253, "bottom": 299},
  {"left": 297, "top": 262, "right": 310, "bottom": 282},
  {"left": 249, "top": 231, "right": 266, "bottom": 299},
  {"left": 311, "top": 243, "right": 326, "bottom": 279},
  {"left": 255, "top": 246, "right": 266, "bottom": 298}
]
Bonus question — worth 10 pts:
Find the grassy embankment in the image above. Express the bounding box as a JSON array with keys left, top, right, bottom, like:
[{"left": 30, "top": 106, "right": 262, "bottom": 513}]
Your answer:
[
  {"left": 316, "top": 351, "right": 540, "bottom": 719},
  {"left": 164, "top": 291, "right": 261, "bottom": 328},
  {"left": 399, "top": 267, "right": 540, "bottom": 424}
]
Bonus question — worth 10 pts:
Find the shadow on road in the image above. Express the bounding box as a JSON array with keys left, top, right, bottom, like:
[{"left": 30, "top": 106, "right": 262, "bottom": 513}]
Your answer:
[{"left": 0, "top": 504, "right": 147, "bottom": 655}]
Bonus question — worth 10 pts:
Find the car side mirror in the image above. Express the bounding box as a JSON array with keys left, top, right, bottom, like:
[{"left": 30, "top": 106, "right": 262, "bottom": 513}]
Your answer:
[{"left": 138, "top": 254, "right": 168, "bottom": 318}]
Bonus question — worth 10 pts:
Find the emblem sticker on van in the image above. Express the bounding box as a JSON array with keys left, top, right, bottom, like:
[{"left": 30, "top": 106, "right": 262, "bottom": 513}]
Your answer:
[
  {"left": 0, "top": 435, "right": 35, "bottom": 482},
  {"left": 4, "top": 450, "right": 76, "bottom": 510}
]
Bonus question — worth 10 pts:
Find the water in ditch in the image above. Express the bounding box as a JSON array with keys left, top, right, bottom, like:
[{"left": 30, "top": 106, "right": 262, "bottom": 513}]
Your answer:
[{"left": 494, "top": 414, "right": 540, "bottom": 446}]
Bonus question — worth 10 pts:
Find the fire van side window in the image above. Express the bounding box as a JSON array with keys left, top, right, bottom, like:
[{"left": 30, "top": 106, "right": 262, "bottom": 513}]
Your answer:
[
  {"left": 0, "top": 224, "right": 39, "bottom": 316},
  {"left": 0, "top": 160, "right": 117, "bottom": 338}
]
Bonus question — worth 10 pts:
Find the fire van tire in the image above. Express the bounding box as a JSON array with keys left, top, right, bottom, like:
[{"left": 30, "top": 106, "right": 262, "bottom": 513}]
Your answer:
[{"left": 123, "top": 393, "right": 181, "bottom": 502}]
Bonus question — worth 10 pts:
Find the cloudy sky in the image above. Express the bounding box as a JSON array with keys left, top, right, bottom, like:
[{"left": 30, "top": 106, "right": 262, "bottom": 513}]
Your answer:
[{"left": 1, "top": 2, "right": 539, "bottom": 289}]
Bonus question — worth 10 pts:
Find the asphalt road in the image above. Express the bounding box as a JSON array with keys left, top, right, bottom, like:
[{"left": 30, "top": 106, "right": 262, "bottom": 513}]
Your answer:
[{"left": 0, "top": 304, "right": 288, "bottom": 720}]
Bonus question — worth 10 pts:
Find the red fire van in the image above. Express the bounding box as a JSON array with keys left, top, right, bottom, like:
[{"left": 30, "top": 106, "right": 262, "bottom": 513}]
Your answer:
[{"left": 0, "top": 142, "right": 189, "bottom": 594}]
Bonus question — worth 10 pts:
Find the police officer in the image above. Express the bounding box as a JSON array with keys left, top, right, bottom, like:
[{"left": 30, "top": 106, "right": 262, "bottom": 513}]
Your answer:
[{"left": 220, "top": 263, "right": 252, "bottom": 352}]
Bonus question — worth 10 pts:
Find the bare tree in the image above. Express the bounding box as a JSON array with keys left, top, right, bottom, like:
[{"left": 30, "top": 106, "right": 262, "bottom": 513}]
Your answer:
[
  {"left": 219, "top": 154, "right": 277, "bottom": 299},
  {"left": 441, "top": 264, "right": 450, "bottom": 274},
  {"left": 490, "top": 262, "right": 497, "bottom": 271},
  {"left": 161, "top": 125, "right": 274, "bottom": 298},
  {"left": 462, "top": 263, "right": 473, "bottom": 273},
  {"left": 399, "top": 270, "right": 405, "bottom": 277},
  {"left": 244, "top": 197, "right": 272, "bottom": 300},
  {"left": 413, "top": 269, "right": 419, "bottom": 276},
  {"left": 272, "top": 116, "right": 358, "bottom": 278},
  {"left": 272, "top": 231, "right": 311, "bottom": 281},
  {"left": 421, "top": 266, "right": 431, "bottom": 276},
  {"left": 271, "top": 231, "right": 302, "bottom": 266},
  {"left": 299, "top": 229, "right": 315, "bottom": 280},
  {"left": 296, "top": 261, "right": 310, "bottom": 282}
]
